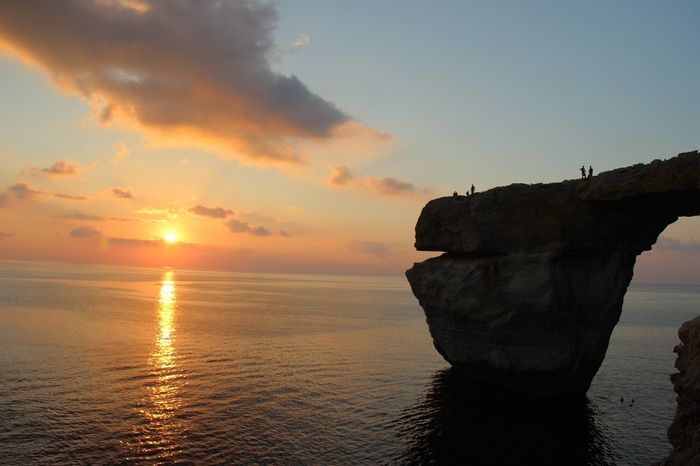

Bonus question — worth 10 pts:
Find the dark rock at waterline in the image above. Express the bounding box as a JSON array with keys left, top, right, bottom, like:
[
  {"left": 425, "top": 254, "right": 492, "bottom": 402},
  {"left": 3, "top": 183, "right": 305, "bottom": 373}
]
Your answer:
[
  {"left": 659, "top": 315, "right": 700, "bottom": 466},
  {"left": 406, "top": 151, "right": 700, "bottom": 397}
]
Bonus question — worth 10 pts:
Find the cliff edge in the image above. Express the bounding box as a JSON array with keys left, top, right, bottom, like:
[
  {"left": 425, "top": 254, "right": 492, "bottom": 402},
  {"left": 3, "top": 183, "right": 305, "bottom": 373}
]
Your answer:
[
  {"left": 660, "top": 315, "right": 700, "bottom": 465},
  {"left": 406, "top": 151, "right": 700, "bottom": 397}
]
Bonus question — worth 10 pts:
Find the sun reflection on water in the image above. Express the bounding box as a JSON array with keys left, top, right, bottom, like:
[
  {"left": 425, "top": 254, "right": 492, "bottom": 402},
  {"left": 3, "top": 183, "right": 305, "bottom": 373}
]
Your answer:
[{"left": 129, "top": 270, "right": 185, "bottom": 460}]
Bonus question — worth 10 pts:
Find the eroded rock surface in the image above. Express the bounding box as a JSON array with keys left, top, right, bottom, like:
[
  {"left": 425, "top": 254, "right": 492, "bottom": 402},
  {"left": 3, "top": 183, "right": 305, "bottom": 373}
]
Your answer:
[
  {"left": 406, "top": 151, "right": 700, "bottom": 397},
  {"left": 660, "top": 316, "right": 700, "bottom": 466}
]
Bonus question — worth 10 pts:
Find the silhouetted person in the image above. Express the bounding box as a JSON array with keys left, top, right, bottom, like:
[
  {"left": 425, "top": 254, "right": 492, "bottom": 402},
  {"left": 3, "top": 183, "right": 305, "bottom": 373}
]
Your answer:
[
  {"left": 453, "top": 191, "right": 458, "bottom": 197},
  {"left": 580, "top": 165, "right": 586, "bottom": 179},
  {"left": 470, "top": 184, "right": 475, "bottom": 195},
  {"left": 465, "top": 190, "right": 469, "bottom": 197},
  {"left": 588, "top": 166, "right": 593, "bottom": 178}
]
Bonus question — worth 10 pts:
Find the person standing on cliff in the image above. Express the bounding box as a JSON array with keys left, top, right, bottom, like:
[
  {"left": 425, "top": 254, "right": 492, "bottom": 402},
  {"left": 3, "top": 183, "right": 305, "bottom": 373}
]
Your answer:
[
  {"left": 581, "top": 165, "right": 586, "bottom": 178},
  {"left": 470, "top": 184, "right": 475, "bottom": 195},
  {"left": 588, "top": 166, "right": 593, "bottom": 178}
]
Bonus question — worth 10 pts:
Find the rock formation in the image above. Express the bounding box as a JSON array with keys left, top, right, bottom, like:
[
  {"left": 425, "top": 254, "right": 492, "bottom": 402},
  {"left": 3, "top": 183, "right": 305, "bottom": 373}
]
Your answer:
[
  {"left": 406, "top": 151, "right": 700, "bottom": 397},
  {"left": 660, "top": 315, "right": 700, "bottom": 465}
]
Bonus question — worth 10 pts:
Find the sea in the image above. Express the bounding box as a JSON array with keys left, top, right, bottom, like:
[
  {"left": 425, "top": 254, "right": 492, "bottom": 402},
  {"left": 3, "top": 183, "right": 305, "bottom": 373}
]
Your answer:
[{"left": 0, "top": 260, "right": 697, "bottom": 465}]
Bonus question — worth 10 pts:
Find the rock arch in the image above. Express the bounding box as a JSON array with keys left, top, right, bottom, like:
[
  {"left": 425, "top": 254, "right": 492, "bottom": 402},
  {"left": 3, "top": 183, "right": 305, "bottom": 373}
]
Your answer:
[{"left": 406, "top": 151, "right": 700, "bottom": 397}]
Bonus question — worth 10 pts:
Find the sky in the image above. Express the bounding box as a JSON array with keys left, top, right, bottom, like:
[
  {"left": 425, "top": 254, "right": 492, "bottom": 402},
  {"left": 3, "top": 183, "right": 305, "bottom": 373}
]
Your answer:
[{"left": 0, "top": 0, "right": 698, "bottom": 280}]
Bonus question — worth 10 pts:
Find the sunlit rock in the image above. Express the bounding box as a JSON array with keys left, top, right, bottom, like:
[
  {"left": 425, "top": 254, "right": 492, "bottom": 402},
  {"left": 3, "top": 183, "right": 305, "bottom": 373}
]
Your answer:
[{"left": 407, "top": 151, "right": 700, "bottom": 397}]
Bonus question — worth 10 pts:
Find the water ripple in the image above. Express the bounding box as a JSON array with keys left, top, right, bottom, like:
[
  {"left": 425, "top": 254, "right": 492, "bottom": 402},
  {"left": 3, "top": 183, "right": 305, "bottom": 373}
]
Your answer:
[{"left": 0, "top": 265, "right": 689, "bottom": 464}]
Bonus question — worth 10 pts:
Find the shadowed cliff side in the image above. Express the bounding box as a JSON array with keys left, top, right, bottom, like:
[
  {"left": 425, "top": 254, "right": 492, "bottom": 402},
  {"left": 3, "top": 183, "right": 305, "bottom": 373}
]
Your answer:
[
  {"left": 659, "top": 315, "right": 700, "bottom": 466},
  {"left": 406, "top": 151, "right": 700, "bottom": 397},
  {"left": 394, "top": 369, "right": 615, "bottom": 465}
]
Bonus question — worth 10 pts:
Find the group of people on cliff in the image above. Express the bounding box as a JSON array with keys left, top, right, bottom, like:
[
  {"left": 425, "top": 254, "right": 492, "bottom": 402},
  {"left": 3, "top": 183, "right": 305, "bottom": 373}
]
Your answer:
[
  {"left": 453, "top": 184, "right": 475, "bottom": 198},
  {"left": 451, "top": 166, "right": 594, "bottom": 199}
]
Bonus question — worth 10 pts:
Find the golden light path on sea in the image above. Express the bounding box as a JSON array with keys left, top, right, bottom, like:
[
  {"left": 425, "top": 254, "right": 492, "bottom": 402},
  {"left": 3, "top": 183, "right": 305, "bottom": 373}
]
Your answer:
[{"left": 130, "top": 270, "right": 185, "bottom": 461}]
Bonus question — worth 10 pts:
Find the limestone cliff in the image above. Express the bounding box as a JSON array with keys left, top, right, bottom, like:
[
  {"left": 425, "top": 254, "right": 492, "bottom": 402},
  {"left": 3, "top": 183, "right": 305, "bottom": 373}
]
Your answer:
[
  {"left": 660, "top": 315, "right": 700, "bottom": 466},
  {"left": 406, "top": 151, "right": 700, "bottom": 397}
]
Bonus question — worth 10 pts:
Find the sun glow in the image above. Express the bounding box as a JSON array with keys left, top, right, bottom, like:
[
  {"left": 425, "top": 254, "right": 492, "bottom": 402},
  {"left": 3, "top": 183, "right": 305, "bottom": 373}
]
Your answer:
[{"left": 164, "top": 232, "right": 177, "bottom": 243}]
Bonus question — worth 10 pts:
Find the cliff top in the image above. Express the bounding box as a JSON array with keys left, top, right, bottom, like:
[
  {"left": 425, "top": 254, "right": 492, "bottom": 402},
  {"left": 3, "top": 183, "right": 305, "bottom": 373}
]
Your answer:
[{"left": 415, "top": 151, "right": 700, "bottom": 254}]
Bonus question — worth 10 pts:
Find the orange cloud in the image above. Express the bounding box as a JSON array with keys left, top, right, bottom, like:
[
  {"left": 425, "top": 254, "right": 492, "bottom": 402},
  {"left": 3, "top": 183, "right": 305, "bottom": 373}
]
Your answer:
[
  {"left": 22, "top": 159, "right": 95, "bottom": 177},
  {"left": 0, "top": 182, "right": 89, "bottom": 206},
  {"left": 0, "top": 0, "right": 361, "bottom": 165},
  {"left": 70, "top": 226, "right": 102, "bottom": 238},
  {"left": 327, "top": 165, "right": 432, "bottom": 200},
  {"left": 54, "top": 193, "right": 88, "bottom": 201},
  {"left": 111, "top": 188, "right": 135, "bottom": 200},
  {"left": 69, "top": 226, "right": 165, "bottom": 245},
  {"left": 111, "top": 142, "right": 131, "bottom": 164},
  {"left": 0, "top": 182, "right": 44, "bottom": 207},
  {"left": 56, "top": 211, "right": 104, "bottom": 221},
  {"left": 292, "top": 34, "right": 311, "bottom": 49},
  {"left": 189, "top": 205, "right": 234, "bottom": 219},
  {"left": 348, "top": 241, "right": 394, "bottom": 257},
  {"left": 225, "top": 219, "right": 272, "bottom": 236}
]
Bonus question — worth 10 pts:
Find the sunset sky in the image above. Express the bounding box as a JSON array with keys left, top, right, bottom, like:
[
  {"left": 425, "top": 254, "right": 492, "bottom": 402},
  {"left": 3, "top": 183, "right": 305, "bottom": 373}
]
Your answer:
[{"left": 0, "top": 1, "right": 698, "bottom": 280}]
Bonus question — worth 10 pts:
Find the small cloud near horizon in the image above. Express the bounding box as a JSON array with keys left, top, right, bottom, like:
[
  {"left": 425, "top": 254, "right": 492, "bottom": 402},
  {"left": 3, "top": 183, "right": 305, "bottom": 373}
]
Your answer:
[
  {"left": 225, "top": 219, "right": 272, "bottom": 236},
  {"left": 0, "top": 182, "right": 45, "bottom": 207},
  {"left": 54, "top": 193, "right": 88, "bottom": 200},
  {"left": 55, "top": 211, "right": 105, "bottom": 221},
  {"left": 0, "top": 231, "right": 15, "bottom": 239},
  {"left": 327, "top": 165, "right": 432, "bottom": 199},
  {"left": 69, "top": 227, "right": 186, "bottom": 248},
  {"left": 656, "top": 236, "right": 700, "bottom": 252},
  {"left": 189, "top": 204, "right": 234, "bottom": 219},
  {"left": 111, "top": 188, "right": 135, "bottom": 199},
  {"left": 348, "top": 240, "right": 394, "bottom": 257},
  {"left": 22, "top": 159, "right": 95, "bottom": 177},
  {"left": 70, "top": 226, "right": 102, "bottom": 238}
]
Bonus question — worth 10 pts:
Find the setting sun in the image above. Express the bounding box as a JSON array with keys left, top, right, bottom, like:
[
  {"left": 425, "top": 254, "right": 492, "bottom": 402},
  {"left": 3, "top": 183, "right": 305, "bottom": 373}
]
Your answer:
[{"left": 165, "top": 232, "right": 177, "bottom": 244}]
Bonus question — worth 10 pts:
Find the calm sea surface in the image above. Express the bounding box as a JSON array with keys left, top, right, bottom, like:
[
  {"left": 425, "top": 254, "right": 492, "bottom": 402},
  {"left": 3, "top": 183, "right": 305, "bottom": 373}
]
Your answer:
[{"left": 0, "top": 260, "right": 698, "bottom": 465}]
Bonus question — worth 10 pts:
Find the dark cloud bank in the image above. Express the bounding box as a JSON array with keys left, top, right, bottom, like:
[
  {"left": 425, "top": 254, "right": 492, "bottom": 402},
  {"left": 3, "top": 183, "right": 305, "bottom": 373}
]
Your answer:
[{"left": 0, "top": 0, "right": 350, "bottom": 164}]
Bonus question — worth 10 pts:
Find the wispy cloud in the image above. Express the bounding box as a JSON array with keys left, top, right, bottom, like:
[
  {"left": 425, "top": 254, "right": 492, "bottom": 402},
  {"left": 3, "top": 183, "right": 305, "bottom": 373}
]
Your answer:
[
  {"left": 69, "top": 227, "right": 170, "bottom": 247},
  {"left": 656, "top": 236, "right": 700, "bottom": 252},
  {"left": 22, "top": 159, "right": 95, "bottom": 177},
  {"left": 292, "top": 33, "right": 310, "bottom": 49},
  {"left": 0, "top": 182, "right": 45, "bottom": 207},
  {"left": 0, "top": 1, "right": 374, "bottom": 165},
  {"left": 70, "top": 226, "right": 102, "bottom": 238},
  {"left": 54, "top": 193, "right": 88, "bottom": 200},
  {"left": 348, "top": 241, "right": 394, "bottom": 257},
  {"left": 189, "top": 205, "right": 234, "bottom": 219},
  {"left": 0, "top": 231, "right": 15, "bottom": 239},
  {"left": 111, "top": 142, "right": 131, "bottom": 164},
  {"left": 137, "top": 207, "right": 179, "bottom": 223},
  {"left": 108, "top": 236, "right": 162, "bottom": 247},
  {"left": 111, "top": 188, "right": 135, "bottom": 200},
  {"left": 327, "top": 165, "right": 432, "bottom": 199},
  {"left": 55, "top": 211, "right": 104, "bottom": 221},
  {"left": 225, "top": 219, "right": 272, "bottom": 236}
]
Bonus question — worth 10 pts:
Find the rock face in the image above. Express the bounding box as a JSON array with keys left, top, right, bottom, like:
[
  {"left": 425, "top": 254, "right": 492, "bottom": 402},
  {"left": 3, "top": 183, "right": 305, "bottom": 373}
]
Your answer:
[
  {"left": 406, "top": 151, "right": 700, "bottom": 397},
  {"left": 661, "top": 315, "right": 700, "bottom": 465}
]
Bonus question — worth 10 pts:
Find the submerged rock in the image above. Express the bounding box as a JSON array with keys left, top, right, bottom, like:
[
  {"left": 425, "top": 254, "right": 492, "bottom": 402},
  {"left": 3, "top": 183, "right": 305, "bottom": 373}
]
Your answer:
[
  {"left": 406, "top": 151, "right": 700, "bottom": 397},
  {"left": 660, "top": 316, "right": 700, "bottom": 466}
]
